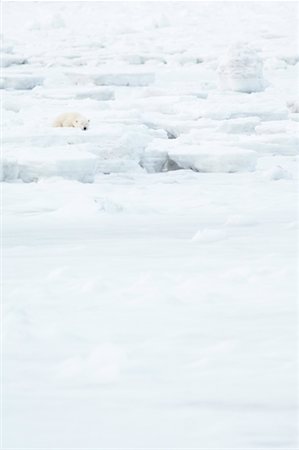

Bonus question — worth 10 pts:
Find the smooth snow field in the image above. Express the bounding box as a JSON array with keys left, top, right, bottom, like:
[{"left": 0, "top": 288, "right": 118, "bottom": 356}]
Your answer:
[{"left": 2, "top": 1, "right": 299, "bottom": 448}]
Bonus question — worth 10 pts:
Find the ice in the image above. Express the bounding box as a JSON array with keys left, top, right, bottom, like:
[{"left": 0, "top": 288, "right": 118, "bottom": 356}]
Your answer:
[
  {"left": 1, "top": 43, "right": 14, "bottom": 54},
  {"left": 192, "top": 228, "right": 228, "bottom": 243},
  {"left": 50, "top": 14, "right": 65, "bottom": 29},
  {"left": 255, "top": 120, "right": 298, "bottom": 135},
  {"left": 143, "top": 139, "right": 257, "bottom": 173},
  {"left": 67, "top": 70, "right": 155, "bottom": 87},
  {"left": 1, "top": 74, "right": 44, "bottom": 90},
  {"left": 263, "top": 165, "right": 293, "bottom": 181},
  {"left": 238, "top": 133, "right": 299, "bottom": 156},
  {"left": 1, "top": 147, "right": 98, "bottom": 182},
  {"left": 0, "top": 54, "right": 28, "bottom": 68},
  {"left": 2, "top": 125, "right": 167, "bottom": 177},
  {"left": 49, "top": 194, "right": 100, "bottom": 220},
  {"left": 3, "top": 98, "right": 21, "bottom": 113},
  {"left": 56, "top": 344, "right": 128, "bottom": 385},
  {"left": 169, "top": 143, "right": 257, "bottom": 173},
  {"left": 141, "top": 112, "right": 201, "bottom": 138},
  {"left": 0, "top": 159, "right": 19, "bottom": 182},
  {"left": 217, "top": 43, "right": 267, "bottom": 93},
  {"left": 224, "top": 215, "right": 259, "bottom": 227},
  {"left": 216, "top": 116, "right": 261, "bottom": 134},
  {"left": 75, "top": 87, "right": 115, "bottom": 101},
  {"left": 2, "top": 1, "right": 298, "bottom": 448},
  {"left": 140, "top": 147, "right": 169, "bottom": 173},
  {"left": 286, "top": 100, "right": 299, "bottom": 114},
  {"left": 33, "top": 86, "right": 115, "bottom": 101},
  {"left": 199, "top": 92, "right": 289, "bottom": 121}
]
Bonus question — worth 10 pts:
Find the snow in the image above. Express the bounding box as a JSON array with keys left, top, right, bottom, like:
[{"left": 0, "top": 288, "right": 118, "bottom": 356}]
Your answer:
[
  {"left": 192, "top": 228, "right": 228, "bottom": 243},
  {"left": 1, "top": 74, "right": 44, "bottom": 90},
  {"left": 2, "top": 1, "right": 298, "bottom": 449},
  {"left": 56, "top": 343, "right": 128, "bottom": 385},
  {"left": 34, "top": 86, "right": 115, "bottom": 101},
  {"left": 217, "top": 43, "right": 267, "bottom": 93},
  {"left": 1, "top": 146, "right": 98, "bottom": 183},
  {"left": 263, "top": 165, "right": 293, "bottom": 181},
  {"left": 287, "top": 100, "right": 299, "bottom": 114},
  {"left": 0, "top": 54, "right": 28, "bottom": 68},
  {"left": 67, "top": 70, "right": 156, "bottom": 87},
  {"left": 144, "top": 139, "right": 257, "bottom": 173}
]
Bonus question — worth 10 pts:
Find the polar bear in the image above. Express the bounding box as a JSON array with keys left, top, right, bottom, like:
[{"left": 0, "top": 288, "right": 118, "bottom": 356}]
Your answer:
[{"left": 53, "top": 112, "right": 90, "bottom": 130}]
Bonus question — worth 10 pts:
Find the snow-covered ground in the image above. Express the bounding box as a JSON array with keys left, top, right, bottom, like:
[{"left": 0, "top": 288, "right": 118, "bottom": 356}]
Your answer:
[{"left": 2, "top": 2, "right": 298, "bottom": 448}]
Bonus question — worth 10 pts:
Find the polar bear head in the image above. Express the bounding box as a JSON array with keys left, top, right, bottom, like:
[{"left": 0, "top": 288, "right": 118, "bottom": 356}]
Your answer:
[{"left": 74, "top": 116, "right": 90, "bottom": 130}]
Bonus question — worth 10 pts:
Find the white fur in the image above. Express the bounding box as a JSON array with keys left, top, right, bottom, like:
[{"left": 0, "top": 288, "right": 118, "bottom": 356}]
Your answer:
[{"left": 53, "top": 112, "right": 90, "bottom": 130}]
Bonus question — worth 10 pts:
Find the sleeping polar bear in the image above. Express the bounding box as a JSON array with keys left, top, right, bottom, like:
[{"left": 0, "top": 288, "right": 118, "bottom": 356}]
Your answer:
[{"left": 53, "top": 112, "right": 90, "bottom": 130}]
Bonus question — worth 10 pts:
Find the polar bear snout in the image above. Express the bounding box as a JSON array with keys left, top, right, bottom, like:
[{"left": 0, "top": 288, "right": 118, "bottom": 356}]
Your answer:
[
  {"left": 75, "top": 117, "right": 90, "bottom": 130},
  {"left": 76, "top": 119, "right": 90, "bottom": 130}
]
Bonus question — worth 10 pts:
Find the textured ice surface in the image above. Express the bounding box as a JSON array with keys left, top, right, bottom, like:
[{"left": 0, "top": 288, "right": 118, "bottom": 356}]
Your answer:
[
  {"left": 2, "top": 146, "right": 98, "bottom": 182},
  {"left": 2, "top": 2, "right": 298, "bottom": 448},
  {"left": 217, "top": 43, "right": 267, "bottom": 93}
]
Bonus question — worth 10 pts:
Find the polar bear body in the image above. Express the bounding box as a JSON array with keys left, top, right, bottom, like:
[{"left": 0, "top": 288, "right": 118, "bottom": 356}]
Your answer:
[{"left": 53, "top": 112, "right": 90, "bottom": 130}]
